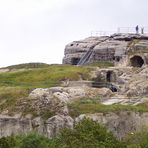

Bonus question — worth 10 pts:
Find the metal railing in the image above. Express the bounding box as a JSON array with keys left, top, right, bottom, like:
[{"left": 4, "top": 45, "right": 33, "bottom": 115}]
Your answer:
[
  {"left": 91, "top": 30, "right": 115, "bottom": 36},
  {"left": 77, "top": 36, "right": 111, "bottom": 65},
  {"left": 117, "top": 27, "right": 148, "bottom": 34},
  {"left": 91, "top": 27, "right": 148, "bottom": 36}
]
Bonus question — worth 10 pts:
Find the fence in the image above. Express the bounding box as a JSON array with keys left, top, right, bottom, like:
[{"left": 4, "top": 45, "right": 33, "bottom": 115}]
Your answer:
[
  {"left": 117, "top": 27, "right": 148, "bottom": 34},
  {"left": 91, "top": 30, "right": 115, "bottom": 36},
  {"left": 91, "top": 27, "right": 148, "bottom": 36}
]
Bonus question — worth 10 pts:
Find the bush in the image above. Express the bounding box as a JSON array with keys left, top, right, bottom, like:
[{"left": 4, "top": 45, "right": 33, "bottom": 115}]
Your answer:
[
  {"left": 124, "top": 129, "right": 148, "bottom": 148},
  {"left": 56, "top": 118, "right": 125, "bottom": 148},
  {"left": 19, "top": 132, "right": 52, "bottom": 148},
  {"left": 0, "top": 119, "right": 127, "bottom": 148},
  {"left": 0, "top": 135, "right": 18, "bottom": 148}
]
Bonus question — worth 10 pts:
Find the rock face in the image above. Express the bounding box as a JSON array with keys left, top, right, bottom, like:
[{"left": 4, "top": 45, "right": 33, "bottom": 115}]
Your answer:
[
  {"left": 122, "top": 68, "right": 148, "bottom": 97},
  {"left": 0, "top": 86, "right": 112, "bottom": 137},
  {"left": 0, "top": 115, "right": 73, "bottom": 138},
  {"left": 0, "top": 115, "right": 32, "bottom": 137},
  {"left": 63, "top": 33, "right": 148, "bottom": 67},
  {"left": 75, "top": 111, "right": 148, "bottom": 139}
]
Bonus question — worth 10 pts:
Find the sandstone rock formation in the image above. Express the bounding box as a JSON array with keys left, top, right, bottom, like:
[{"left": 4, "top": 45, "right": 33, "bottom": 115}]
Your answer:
[
  {"left": 75, "top": 111, "right": 148, "bottom": 139},
  {"left": 63, "top": 33, "right": 148, "bottom": 67},
  {"left": 0, "top": 115, "right": 74, "bottom": 138}
]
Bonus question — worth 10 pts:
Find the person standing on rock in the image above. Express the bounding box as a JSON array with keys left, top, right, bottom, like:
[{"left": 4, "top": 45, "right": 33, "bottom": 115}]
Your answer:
[
  {"left": 135, "top": 25, "right": 139, "bottom": 34},
  {"left": 141, "top": 27, "right": 144, "bottom": 34}
]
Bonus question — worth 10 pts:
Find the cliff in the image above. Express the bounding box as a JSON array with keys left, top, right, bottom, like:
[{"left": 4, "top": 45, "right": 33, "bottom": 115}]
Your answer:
[{"left": 63, "top": 33, "right": 148, "bottom": 67}]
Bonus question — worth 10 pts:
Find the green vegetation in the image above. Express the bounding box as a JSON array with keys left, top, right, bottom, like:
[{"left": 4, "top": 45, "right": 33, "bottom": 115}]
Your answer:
[
  {"left": 86, "top": 61, "right": 114, "bottom": 68},
  {"left": 4, "top": 62, "right": 50, "bottom": 70},
  {"left": 0, "top": 87, "right": 29, "bottom": 112},
  {"left": 0, "top": 64, "right": 91, "bottom": 113},
  {"left": 56, "top": 118, "right": 125, "bottom": 148},
  {"left": 68, "top": 97, "right": 148, "bottom": 118},
  {"left": 0, "top": 64, "right": 91, "bottom": 88},
  {"left": 0, "top": 119, "right": 125, "bottom": 148},
  {"left": 143, "top": 48, "right": 148, "bottom": 53},
  {"left": 128, "top": 48, "right": 148, "bottom": 55},
  {"left": 127, "top": 39, "right": 140, "bottom": 48},
  {"left": 123, "top": 128, "right": 148, "bottom": 148},
  {"left": 1, "top": 119, "right": 148, "bottom": 147}
]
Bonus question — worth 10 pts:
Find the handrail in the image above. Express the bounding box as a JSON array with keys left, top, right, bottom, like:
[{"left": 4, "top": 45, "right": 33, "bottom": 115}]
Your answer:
[
  {"left": 77, "top": 37, "right": 112, "bottom": 65},
  {"left": 91, "top": 27, "right": 148, "bottom": 36}
]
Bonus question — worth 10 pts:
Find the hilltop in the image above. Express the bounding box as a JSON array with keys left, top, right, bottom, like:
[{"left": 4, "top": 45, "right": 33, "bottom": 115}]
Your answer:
[
  {"left": 63, "top": 33, "right": 148, "bottom": 67},
  {"left": 0, "top": 34, "right": 148, "bottom": 141}
]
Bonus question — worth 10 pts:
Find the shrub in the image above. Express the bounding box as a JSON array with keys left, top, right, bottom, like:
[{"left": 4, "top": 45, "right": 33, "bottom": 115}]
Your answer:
[
  {"left": 56, "top": 118, "right": 125, "bottom": 148},
  {"left": 19, "top": 132, "right": 56, "bottom": 148},
  {"left": 0, "top": 135, "right": 18, "bottom": 148},
  {"left": 124, "top": 129, "right": 148, "bottom": 148}
]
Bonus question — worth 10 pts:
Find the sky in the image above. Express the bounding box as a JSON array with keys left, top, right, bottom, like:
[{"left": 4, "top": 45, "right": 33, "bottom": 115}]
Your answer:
[{"left": 0, "top": 0, "right": 147, "bottom": 67}]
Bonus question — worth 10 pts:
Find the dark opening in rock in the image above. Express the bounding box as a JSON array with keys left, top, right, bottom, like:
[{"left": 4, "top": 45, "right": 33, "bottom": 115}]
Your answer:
[
  {"left": 108, "top": 84, "right": 118, "bottom": 92},
  {"left": 106, "top": 71, "right": 112, "bottom": 82},
  {"left": 130, "top": 56, "right": 144, "bottom": 67},
  {"left": 71, "top": 58, "right": 80, "bottom": 65},
  {"left": 92, "top": 82, "right": 118, "bottom": 92},
  {"left": 116, "top": 57, "right": 120, "bottom": 62}
]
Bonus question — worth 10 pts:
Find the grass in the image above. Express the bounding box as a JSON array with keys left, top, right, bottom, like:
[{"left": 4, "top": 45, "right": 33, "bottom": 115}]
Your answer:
[
  {"left": 0, "top": 64, "right": 91, "bottom": 88},
  {"left": 86, "top": 61, "right": 114, "bottom": 68},
  {"left": 127, "top": 39, "right": 140, "bottom": 48},
  {"left": 0, "top": 64, "right": 92, "bottom": 115},
  {"left": 2, "top": 62, "right": 50, "bottom": 70},
  {"left": 143, "top": 48, "right": 148, "bottom": 52},
  {"left": 128, "top": 48, "right": 148, "bottom": 55},
  {"left": 68, "top": 97, "right": 148, "bottom": 118},
  {"left": 0, "top": 87, "right": 30, "bottom": 112},
  {"left": 127, "top": 39, "right": 148, "bottom": 55}
]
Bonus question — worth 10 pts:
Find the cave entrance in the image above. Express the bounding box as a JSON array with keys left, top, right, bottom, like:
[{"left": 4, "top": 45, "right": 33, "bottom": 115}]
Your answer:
[
  {"left": 71, "top": 58, "right": 80, "bottom": 65},
  {"left": 106, "top": 71, "right": 112, "bottom": 82},
  {"left": 130, "top": 56, "right": 144, "bottom": 67}
]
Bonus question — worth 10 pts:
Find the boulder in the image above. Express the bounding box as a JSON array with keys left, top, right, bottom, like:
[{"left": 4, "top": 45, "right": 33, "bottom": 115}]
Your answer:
[{"left": 45, "top": 115, "right": 74, "bottom": 138}]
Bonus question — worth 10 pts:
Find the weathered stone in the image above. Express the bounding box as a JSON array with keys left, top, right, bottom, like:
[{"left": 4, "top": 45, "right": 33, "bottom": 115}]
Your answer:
[
  {"left": 75, "top": 111, "right": 148, "bottom": 139},
  {"left": 0, "top": 115, "right": 32, "bottom": 137},
  {"left": 63, "top": 33, "right": 148, "bottom": 66},
  {"left": 45, "top": 115, "right": 74, "bottom": 138},
  {"left": 0, "top": 115, "right": 74, "bottom": 138}
]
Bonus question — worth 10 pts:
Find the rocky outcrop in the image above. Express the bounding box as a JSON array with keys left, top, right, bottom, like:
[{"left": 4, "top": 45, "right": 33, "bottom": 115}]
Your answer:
[
  {"left": 121, "top": 68, "right": 148, "bottom": 97},
  {"left": 0, "top": 115, "right": 73, "bottom": 138},
  {"left": 0, "top": 67, "right": 148, "bottom": 139},
  {"left": 0, "top": 85, "right": 114, "bottom": 138},
  {"left": 45, "top": 115, "right": 73, "bottom": 138},
  {"left": 0, "top": 115, "right": 32, "bottom": 137},
  {"left": 75, "top": 111, "right": 148, "bottom": 139},
  {"left": 63, "top": 33, "right": 148, "bottom": 66}
]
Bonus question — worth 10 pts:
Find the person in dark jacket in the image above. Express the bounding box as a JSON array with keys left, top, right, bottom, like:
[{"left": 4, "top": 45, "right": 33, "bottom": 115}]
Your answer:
[{"left": 136, "top": 25, "right": 139, "bottom": 34}]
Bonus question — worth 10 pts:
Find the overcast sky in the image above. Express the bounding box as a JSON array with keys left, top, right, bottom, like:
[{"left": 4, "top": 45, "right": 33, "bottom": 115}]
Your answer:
[{"left": 0, "top": 0, "right": 147, "bottom": 67}]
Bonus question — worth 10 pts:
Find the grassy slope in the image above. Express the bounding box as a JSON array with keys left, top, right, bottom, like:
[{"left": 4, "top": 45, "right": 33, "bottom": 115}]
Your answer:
[
  {"left": 0, "top": 63, "right": 147, "bottom": 118},
  {"left": 2, "top": 62, "right": 50, "bottom": 70},
  {"left": 68, "top": 97, "right": 148, "bottom": 118},
  {"left": 0, "top": 64, "right": 91, "bottom": 113}
]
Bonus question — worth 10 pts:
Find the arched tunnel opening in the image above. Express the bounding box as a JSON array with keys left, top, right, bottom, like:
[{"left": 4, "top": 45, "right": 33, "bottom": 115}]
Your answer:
[
  {"left": 71, "top": 58, "right": 80, "bottom": 65},
  {"left": 130, "top": 56, "right": 144, "bottom": 67}
]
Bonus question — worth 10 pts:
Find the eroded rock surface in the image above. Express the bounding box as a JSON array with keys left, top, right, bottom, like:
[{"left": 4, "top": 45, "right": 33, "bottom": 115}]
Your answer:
[
  {"left": 75, "top": 111, "right": 148, "bottom": 139},
  {"left": 63, "top": 33, "right": 148, "bottom": 66}
]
